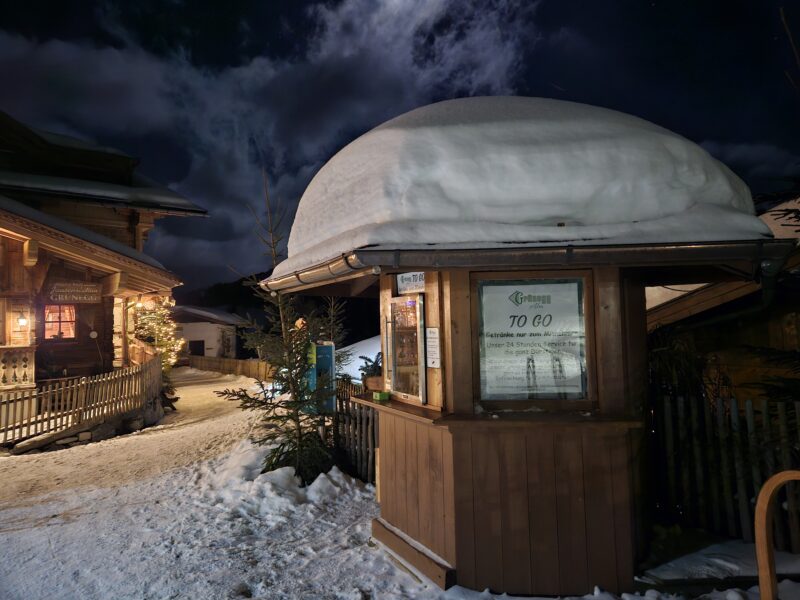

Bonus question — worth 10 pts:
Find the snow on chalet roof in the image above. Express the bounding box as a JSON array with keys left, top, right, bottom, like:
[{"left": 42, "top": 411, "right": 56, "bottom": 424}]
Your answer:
[
  {"left": 172, "top": 305, "right": 248, "bottom": 326},
  {"left": 0, "top": 170, "right": 206, "bottom": 216},
  {"left": 272, "top": 96, "right": 771, "bottom": 278},
  {"left": 0, "top": 193, "right": 168, "bottom": 270}
]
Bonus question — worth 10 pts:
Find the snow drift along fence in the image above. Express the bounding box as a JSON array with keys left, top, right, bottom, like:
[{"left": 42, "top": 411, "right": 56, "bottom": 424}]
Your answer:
[
  {"left": 333, "top": 379, "right": 377, "bottom": 484},
  {"left": 187, "top": 355, "right": 271, "bottom": 381},
  {"left": 653, "top": 394, "right": 800, "bottom": 553},
  {"left": 0, "top": 357, "right": 162, "bottom": 445}
]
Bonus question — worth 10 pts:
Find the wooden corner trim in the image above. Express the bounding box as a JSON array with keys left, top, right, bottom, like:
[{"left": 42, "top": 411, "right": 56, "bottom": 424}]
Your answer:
[{"left": 372, "top": 517, "right": 456, "bottom": 589}]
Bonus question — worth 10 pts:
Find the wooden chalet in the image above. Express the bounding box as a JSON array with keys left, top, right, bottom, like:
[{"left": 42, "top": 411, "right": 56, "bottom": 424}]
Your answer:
[{"left": 0, "top": 111, "right": 205, "bottom": 391}]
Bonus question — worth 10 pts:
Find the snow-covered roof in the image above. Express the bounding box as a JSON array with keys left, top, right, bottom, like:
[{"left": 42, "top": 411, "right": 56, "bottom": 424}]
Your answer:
[
  {"left": 0, "top": 193, "right": 168, "bottom": 270},
  {"left": 272, "top": 96, "right": 771, "bottom": 279},
  {"left": 34, "top": 129, "right": 132, "bottom": 158},
  {"left": 0, "top": 170, "right": 206, "bottom": 216},
  {"left": 172, "top": 305, "right": 248, "bottom": 326}
]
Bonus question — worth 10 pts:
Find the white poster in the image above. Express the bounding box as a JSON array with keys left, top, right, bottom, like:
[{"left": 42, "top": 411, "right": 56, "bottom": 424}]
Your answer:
[
  {"left": 478, "top": 279, "right": 586, "bottom": 401},
  {"left": 397, "top": 272, "right": 425, "bottom": 294}
]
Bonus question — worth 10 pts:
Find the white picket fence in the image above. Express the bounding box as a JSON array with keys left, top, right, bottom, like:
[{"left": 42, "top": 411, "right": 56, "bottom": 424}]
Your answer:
[{"left": 0, "top": 356, "right": 162, "bottom": 445}]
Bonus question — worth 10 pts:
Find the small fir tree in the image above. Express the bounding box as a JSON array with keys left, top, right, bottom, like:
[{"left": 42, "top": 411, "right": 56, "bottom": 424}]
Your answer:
[
  {"left": 322, "top": 296, "right": 353, "bottom": 378},
  {"left": 216, "top": 169, "right": 339, "bottom": 485},
  {"left": 134, "top": 297, "right": 184, "bottom": 374}
]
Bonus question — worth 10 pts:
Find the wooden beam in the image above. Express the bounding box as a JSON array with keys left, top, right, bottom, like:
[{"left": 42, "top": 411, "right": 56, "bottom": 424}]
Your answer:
[
  {"left": 22, "top": 240, "right": 38, "bottom": 267},
  {"left": 372, "top": 517, "right": 456, "bottom": 589},
  {"left": 102, "top": 271, "right": 129, "bottom": 296}
]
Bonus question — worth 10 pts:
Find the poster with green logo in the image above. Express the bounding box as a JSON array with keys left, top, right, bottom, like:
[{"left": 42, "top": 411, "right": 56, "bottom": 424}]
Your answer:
[{"left": 478, "top": 279, "right": 586, "bottom": 401}]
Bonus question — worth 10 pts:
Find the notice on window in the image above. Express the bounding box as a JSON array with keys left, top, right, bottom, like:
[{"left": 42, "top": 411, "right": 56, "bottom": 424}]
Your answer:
[{"left": 478, "top": 279, "right": 587, "bottom": 401}]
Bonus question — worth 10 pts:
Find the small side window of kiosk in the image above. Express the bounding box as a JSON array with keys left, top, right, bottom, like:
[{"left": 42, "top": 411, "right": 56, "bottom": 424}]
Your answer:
[
  {"left": 388, "top": 295, "right": 426, "bottom": 404},
  {"left": 476, "top": 276, "right": 590, "bottom": 409}
]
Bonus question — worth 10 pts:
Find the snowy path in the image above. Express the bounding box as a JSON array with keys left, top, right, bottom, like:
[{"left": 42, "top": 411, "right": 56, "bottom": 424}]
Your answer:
[
  {"left": 0, "top": 368, "right": 435, "bottom": 600},
  {"left": 0, "top": 367, "right": 795, "bottom": 600},
  {"left": 0, "top": 368, "right": 251, "bottom": 506}
]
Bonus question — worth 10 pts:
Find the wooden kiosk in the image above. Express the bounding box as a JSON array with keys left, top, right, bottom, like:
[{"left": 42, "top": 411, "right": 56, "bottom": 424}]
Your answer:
[
  {"left": 261, "top": 98, "right": 795, "bottom": 595},
  {"left": 263, "top": 242, "right": 792, "bottom": 595}
]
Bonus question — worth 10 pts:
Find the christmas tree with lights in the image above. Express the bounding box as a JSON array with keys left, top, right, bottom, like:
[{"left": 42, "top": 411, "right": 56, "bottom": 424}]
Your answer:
[{"left": 134, "top": 297, "right": 184, "bottom": 374}]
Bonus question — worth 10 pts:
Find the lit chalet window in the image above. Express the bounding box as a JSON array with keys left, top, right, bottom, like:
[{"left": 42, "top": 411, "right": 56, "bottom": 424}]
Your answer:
[{"left": 44, "top": 305, "right": 76, "bottom": 340}]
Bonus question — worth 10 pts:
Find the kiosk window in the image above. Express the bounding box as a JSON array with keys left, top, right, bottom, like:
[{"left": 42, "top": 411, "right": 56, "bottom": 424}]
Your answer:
[
  {"left": 389, "top": 295, "right": 426, "bottom": 403},
  {"left": 477, "top": 279, "right": 587, "bottom": 402}
]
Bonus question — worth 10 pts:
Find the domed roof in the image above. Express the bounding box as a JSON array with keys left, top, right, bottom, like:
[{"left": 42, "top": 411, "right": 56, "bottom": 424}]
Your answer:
[{"left": 273, "top": 96, "right": 770, "bottom": 278}]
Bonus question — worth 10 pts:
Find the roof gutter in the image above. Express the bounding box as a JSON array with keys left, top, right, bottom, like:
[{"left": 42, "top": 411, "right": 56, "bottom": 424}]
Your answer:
[
  {"left": 260, "top": 253, "right": 379, "bottom": 293},
  {"left": 261, "top": 239, "right": 796, "bottom": 295}
]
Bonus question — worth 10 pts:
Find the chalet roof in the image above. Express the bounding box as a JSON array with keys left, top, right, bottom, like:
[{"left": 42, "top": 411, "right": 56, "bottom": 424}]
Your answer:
[
  {"left": 0, "top": 193, "right": 166, "bottom": 270},
  {"left": 0, "top": 169, "right": 207, "bottom": 216},
  {"left": 171, "top": 305, "right": 248, "bottom": 326},
  {"left": 0, "top": 110, "right": 206, "bottom": 216}
]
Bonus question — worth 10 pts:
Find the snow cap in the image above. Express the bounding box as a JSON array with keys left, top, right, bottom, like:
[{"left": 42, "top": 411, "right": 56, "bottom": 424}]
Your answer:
[{"left": 273, "top": 96, "right": 770, "bottom": 278}]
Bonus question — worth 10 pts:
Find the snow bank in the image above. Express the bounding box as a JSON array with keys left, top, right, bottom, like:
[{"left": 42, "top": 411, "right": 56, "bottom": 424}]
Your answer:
[
  {"left": 643, "top": 540, "right": 800, "bottom": 581},
  {"left": 273, "top": 96, "right": 770, "bottom": 278},
  {"left": 338, "top": 335, "right": 381, "bottom": 379}
]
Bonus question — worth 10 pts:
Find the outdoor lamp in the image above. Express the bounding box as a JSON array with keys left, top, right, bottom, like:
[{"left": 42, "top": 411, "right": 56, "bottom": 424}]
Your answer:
[{"left": 17, "top": 313, "right": 27, "bottom": 327}]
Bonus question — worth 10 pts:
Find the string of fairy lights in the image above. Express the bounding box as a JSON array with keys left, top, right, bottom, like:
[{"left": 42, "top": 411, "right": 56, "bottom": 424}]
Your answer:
[{"left": 132, "top": 296, "right": 183, "bottom": 370}]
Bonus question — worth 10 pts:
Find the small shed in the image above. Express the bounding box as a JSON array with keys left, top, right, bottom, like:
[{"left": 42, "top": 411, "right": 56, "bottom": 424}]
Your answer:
[
  {"left": 172, "top": 305, "right": 246, "bottom": 358},
  {"left": 261, "top": 97, "right": 794, "bottom": 596}
]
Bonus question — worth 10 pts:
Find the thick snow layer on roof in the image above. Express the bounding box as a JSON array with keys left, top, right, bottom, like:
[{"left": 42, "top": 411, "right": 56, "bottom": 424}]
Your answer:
[{"left": 273, "top": 96, "right": 770, "bottom": 278}]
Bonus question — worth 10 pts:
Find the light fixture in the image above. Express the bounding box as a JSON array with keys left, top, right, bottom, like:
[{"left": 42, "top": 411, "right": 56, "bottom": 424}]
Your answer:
[{"left": 17, "top": 313, "right": 28, "bottom": 327}]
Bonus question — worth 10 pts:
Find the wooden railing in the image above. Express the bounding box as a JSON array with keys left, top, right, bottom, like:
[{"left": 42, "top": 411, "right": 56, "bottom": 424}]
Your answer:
[
  {"left": 0, "top": 356, "right": 162, "bottom": 445},
  {"left": 129, "top": 339, "right": 159, "bottom": 365},
  {"left": 333, "top": 379, "right": 377, "bottom": 484},
  {"left": 187, "top": 355, "right": 271, "bottom": 380},
  {"left": 653, "top": 394, "right": 800, "bottom": 552}
]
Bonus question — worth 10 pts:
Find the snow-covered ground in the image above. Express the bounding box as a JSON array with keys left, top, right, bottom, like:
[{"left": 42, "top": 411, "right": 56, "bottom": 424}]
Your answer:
[
  {"left": 0, "top": 367, "right": 798, "bottom": 599},
  {"left": 339, "top": 335, "right": 381, "bottom": 380}
]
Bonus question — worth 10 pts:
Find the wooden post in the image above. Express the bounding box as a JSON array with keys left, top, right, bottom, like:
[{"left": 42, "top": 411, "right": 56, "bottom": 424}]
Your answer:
[
  {"left": 730, "top": 398, "right": 753, "bottom": 541},
  {"left": 756, "top": 471, "right": 800, "bottom": 600}
]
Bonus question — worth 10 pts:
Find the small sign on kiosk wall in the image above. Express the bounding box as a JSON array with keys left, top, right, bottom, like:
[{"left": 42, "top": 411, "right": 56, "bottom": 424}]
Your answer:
[
  {"left": 396, "top": 272, "right": 425, "bottom": 294},
  {"left": 425, "top": 327, "right": 441, "bottom": 368}
]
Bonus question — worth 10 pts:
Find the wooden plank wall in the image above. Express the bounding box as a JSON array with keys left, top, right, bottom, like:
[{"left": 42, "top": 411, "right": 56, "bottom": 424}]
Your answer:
[
  {"left": 450, "top": 423, "right": 639, "bottom": 596},
  {"left": 378, "top": 411, "right": 639, "bottom": 596},
  {"left": 378, "top": 411, "right": 456, "bottom": 566}
]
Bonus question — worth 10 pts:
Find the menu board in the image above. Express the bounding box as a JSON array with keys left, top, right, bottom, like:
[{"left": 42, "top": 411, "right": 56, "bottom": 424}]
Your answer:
[{"left": 478, "top": 279, "right": 586, "bottom": 401}]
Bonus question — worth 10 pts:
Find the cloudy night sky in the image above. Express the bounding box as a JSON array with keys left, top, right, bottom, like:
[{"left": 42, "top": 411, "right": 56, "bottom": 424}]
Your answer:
[{"left": 1, "top": 0, "right": 798, "bottom": 289}]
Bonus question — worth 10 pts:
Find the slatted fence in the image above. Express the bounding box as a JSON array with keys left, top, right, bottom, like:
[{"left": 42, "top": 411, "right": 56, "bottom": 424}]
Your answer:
[
  {"left": 653, "top": 394, "right": 800, "bottom": 552},
  {"left": 188, "top": 355, "right": 271, "bottom": 380},
  {"left": 0, "top": 356, "right": 162, "bottom": 445},
  {"left": 333, "top": 379, "right": 378, "bottom": 484}
]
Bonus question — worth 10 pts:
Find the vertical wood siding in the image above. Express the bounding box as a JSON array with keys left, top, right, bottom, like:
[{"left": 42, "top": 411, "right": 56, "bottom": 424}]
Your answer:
[{"left": 377, "top": 411, "right": 639, "bottom": 596}]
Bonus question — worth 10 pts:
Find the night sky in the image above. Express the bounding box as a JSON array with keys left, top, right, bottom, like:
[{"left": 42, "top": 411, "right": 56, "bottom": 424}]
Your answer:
[{"left": 1, "top": 0, "right": 798, "bottom": 289}]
